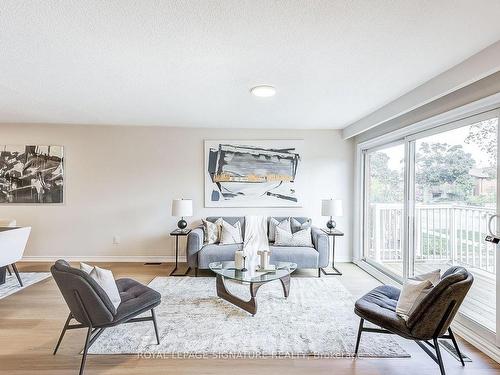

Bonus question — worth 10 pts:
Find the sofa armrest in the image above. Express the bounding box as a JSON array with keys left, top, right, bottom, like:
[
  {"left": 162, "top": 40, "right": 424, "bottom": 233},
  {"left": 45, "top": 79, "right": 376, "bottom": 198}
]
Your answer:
[
  {"left": 311, "top": 227, "right": 329, "bottom": 268},
  {"left": 186, "top": 227, "right": 204, "bottom": 267}
]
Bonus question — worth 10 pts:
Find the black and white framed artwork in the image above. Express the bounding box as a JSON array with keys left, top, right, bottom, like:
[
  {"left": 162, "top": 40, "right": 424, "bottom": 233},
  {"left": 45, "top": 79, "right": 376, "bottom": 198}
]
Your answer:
[
  {"left": 205, "top": 140, "right": 303, "bottom": 207},
  {"left": 0, "top": 145, "right": 64, "bottom": 204}
]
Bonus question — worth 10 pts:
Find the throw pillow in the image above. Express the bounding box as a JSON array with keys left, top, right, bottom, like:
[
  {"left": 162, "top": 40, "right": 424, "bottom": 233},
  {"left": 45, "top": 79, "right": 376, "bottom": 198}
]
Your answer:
[
  {"left": 80, "top": 262, "right": 94, "bottom": 274},
  {"left": 274, "top": 226, "right": 313, "bottom": 247},
  {"left": 220, "top": 220, "right": 243, "bottom": 244},
  {"left": 414, "top": 269, "right": 441, "bottom": 286},
  {"left": 89, "top": 266, "right": 122, "bottom": 309},
  {"left": 291, "top": 218, "right": 312, "bottom": 233},
  {"left": 269, "top": 218, "right": 292, "bottom": 242},
  {"left": 405, "top": 269, "right": 441, "bottom": 318},
  {"left": 202, "top": 218, "right": 223, "bottom": 244},
  {"left": 395, "top": 270, "right": 441, "bottom": 321}
]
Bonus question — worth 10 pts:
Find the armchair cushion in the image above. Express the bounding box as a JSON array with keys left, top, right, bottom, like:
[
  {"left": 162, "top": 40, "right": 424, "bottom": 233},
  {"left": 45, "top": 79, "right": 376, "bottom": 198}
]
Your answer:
[
  {"left": 111, "top": 278, "right": 161, "bottom": 325},
  {"left": 354, "top": 285, "right": 413, "bottom": 339}
]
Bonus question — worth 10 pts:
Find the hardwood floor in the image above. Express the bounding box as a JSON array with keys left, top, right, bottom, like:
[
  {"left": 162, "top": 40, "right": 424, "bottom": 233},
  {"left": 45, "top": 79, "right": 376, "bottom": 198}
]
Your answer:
[{"left": 0, "top": 262, "right": 498, "bottom": 375}]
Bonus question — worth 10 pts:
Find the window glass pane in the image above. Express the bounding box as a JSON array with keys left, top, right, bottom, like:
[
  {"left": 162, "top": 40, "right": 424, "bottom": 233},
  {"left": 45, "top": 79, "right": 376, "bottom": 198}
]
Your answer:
[
  {"left": 364, "top": 144, "right": 405, "bottom": 277},
  {"left": 414, "top": 117, "right": 497, "bottom": 332}
]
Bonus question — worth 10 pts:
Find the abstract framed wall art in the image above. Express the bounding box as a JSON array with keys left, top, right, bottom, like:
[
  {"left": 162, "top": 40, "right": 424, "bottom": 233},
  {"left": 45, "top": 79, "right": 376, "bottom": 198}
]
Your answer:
[
  {"left": 0, "top": 145, "right": 64, "bottom": 204},
  {"left": 204, "top": 140, "right": 303, "bottom": 207}
]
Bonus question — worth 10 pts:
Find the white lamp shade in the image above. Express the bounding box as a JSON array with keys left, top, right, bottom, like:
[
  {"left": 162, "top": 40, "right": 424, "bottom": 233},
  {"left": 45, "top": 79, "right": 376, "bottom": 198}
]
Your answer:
[
  {"left": 321, "top": 199, "right": 343, "bottom": 217},
  {"left": 172, "top": 199, "right": 193, "bottom": 217}
]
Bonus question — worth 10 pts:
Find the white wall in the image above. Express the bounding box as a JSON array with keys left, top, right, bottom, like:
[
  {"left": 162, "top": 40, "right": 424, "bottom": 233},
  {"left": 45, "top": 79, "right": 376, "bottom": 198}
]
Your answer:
[{"left": 0, "top": 124, "right": 354, "bottom": 262}]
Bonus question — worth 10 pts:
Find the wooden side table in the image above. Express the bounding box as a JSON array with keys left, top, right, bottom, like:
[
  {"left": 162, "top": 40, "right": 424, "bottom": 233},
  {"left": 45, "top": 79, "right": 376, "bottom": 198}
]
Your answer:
[
  {"left": 169, "top": 229, "right": 191, "bottom": 276},
  {"left": 320, "top": 228, "right": 344, "bottom": 276}
]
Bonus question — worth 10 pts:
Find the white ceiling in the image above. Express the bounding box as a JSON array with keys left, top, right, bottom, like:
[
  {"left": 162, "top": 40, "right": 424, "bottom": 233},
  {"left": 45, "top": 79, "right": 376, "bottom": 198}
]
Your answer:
[{"left": 1, "top": 1, "right": 500, "bottom": 129}]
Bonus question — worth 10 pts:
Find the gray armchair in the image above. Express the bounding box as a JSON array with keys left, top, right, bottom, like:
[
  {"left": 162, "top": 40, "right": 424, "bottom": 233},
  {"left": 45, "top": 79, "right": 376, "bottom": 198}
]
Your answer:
[
  {"left": 51, "top": 260, "right": 162, "bottom": 375},
  {"left": 354, "top": 266, "right": 473, "bottom": 375}
]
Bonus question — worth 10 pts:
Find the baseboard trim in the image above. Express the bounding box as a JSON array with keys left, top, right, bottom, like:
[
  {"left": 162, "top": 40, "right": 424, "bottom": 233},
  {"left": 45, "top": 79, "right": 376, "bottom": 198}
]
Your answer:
[
  {"left": 23, "top": 255, "right": 354, "bottom": 264},
  {"left": 353, "top": 259, "right": 401, "bottom": 287},
  {"left": 21, "top": 255, "right": 186, "bottom": 263},
  {"left": 451, "top": 319, "right": 500, "bottom": 364}
]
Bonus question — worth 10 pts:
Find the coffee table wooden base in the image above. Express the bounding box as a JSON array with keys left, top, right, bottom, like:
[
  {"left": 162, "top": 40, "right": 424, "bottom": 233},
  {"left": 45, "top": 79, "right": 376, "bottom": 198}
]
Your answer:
[{"left": 216, "top": 273, "right": 290, "bottom": 316}]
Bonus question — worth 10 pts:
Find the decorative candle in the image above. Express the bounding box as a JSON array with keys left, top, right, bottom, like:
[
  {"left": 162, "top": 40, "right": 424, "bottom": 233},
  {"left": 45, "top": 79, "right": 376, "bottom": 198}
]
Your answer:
[
  {"left": 235, "top": 250, "right": 244, "bottom": 270},
  {"left": 258, "top": 250, "right": 271, "bottom": 269}
]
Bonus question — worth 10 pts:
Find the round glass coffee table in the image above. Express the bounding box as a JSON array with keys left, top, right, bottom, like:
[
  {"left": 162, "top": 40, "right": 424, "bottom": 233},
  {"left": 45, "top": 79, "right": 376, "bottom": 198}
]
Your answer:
[{"left": 209, "top": 261, "right": 297, "bottom": 316}]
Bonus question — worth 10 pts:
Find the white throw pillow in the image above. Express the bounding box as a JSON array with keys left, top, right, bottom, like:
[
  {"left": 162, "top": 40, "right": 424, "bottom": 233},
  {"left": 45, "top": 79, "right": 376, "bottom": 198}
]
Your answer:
[
  {"left": 80, "top": 262, "right": 94, "bottom": 274},
  {"left": 202, "top": 218, "right": 223, "bottom": 244},
  {"left": 291, "top": 218, "right": 312, "bottom": 233},
  {"left": 414, "top": 269, "right": 441, "bottom": 286},
  {"left": 220, "top": 220, "right": 243, "bottom": 244},
  {"left": 269, "top": 218, "right": 292, "bottom": 242},
  {"left": 89, "top": 266, "right": 121, "bottom": 309},
  {"left": 396, "top": 269, "right": 441, "bottom": 320},
  {"left": 274, "top": 226, "right": 313, "bottom": 247}
]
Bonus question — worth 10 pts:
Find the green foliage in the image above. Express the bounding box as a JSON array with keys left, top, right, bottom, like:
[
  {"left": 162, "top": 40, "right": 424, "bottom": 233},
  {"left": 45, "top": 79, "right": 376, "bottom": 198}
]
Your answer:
[
  {"left": 415, "top": 142, "right": 475, "bottom": 201},
  {"left": 465, "top": 193, "right": 496, "bottom": 206},
  {"left": 368, "top": 152, "right": 403, "bottom": 203},
  {"left": 464, "top": 119, "right": 498, "bottom": 165}
]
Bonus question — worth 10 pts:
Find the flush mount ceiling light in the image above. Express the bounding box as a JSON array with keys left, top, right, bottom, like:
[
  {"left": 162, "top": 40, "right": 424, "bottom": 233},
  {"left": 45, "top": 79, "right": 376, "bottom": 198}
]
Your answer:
[{"left": 250, "top": 85, "right": 276, "bottom": 98}]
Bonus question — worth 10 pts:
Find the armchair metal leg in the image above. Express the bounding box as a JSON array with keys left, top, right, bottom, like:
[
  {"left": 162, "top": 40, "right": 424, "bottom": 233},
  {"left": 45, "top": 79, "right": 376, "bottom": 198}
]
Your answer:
[
  {"left": 79, "top": 326, "right": 92, "bottom": 375},
  {"left": 11, "top": 263, "right": 23, "bottom": 287},
  {"left": 6, "top": 265, "right": 12, "bottom": 276},
  {"left": 53, "top": 313, "right": 72, "bottom": 355},
  {"left": 448, "top": 328, "right": 465, "bottom": 366},
  {"left": 151, "top": 308, "right": 160, "bottom": 345},
  {"left": 87, "top": 328, "right": 106, "bottom": 349},
  {"left": 195, "top": 267, "right": 198, "bottom": 277},
  {"left": 354, "top": 318, "right": 364, "bottom": 357},
  {"left": 433, "top": 338, "right": 446, "bottom": 375},
  {"left": 318, "top": 268, "right": 321, "bottom": 278}
]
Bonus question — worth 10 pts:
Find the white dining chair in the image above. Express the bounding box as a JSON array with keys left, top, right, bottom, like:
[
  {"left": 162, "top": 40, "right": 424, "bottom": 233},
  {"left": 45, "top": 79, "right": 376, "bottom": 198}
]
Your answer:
[{"left": 0, "top": 223, "right": 31, "bottom": 287}]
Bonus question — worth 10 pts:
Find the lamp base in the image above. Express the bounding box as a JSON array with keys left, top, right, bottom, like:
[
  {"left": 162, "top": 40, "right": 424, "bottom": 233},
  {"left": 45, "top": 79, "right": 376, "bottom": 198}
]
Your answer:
[
  {"left": 326, "top": 218, "right": 336, "bottom": 231},
  {"left": 177, "top": 219, "right": 187, "bottom": 230}
]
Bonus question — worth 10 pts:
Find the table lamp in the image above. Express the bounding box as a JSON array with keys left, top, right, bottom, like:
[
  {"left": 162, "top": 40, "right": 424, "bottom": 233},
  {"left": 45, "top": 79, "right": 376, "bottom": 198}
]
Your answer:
[
  {"left": 321, "top": 199, "right": 343, "bottom": 232},
  {"left": 172, "top": 198, "right": 193, "bottom": 232}
]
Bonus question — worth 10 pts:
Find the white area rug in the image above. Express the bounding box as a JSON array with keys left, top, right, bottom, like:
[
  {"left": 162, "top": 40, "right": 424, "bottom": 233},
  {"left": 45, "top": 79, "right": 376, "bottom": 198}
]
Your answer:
[
  {"left": 88, "top": 277, "right": 409, "bottom": 358},
  {"left": 0, "top": 272, "right": 51, "bottom": 299}
]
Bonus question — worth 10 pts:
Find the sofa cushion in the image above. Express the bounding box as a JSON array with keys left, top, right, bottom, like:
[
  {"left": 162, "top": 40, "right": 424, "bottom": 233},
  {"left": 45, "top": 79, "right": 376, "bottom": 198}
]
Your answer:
[
  {"left": 274, "top": 227, "right": 313, "bottom": 247},
  {"left": 220, "top": 220, "right": 243, "bottom": 244},
  {"left": 269, "top": 245, "right": 318, "bottom": 268},
  {"left": 291, "top": 218, "right": 312, "bottom": 233},
  {"left": 198, "top": 243, "right": 244, "bottom": 268},
  {"left": 206, "top": 217, "right": 245, "bottom": 238},
  {"left": 202, "top": 218, "right": 223, "bottom": 244},
  {"left": 269, "top": 217, "right": 291, "bottom": 242}
]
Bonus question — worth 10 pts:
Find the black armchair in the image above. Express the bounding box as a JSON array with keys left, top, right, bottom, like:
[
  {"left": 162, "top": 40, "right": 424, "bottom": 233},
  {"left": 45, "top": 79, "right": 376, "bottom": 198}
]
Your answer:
[
  {"left": 51, "top": 260, "right": 161, "bottom": 375},
  {"left": 354, "top": 266, "right": 473, "bottom": 375}
]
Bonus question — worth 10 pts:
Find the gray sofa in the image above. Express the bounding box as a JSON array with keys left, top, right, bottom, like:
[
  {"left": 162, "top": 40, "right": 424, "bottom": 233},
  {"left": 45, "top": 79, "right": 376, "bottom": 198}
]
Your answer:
[{"left": 187, "top": 216, "right": 329, "bottom": 277}]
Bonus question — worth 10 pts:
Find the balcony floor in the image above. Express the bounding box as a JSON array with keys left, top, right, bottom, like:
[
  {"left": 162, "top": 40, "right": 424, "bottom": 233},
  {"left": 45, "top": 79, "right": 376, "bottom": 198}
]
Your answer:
[{"left": 384, "top": 261, "right": 496, "bottom": 332}]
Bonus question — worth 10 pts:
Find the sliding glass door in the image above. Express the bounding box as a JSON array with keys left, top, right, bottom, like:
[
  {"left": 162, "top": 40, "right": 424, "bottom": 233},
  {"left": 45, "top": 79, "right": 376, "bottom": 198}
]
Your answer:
[
  {"left": 412, "top": 115, "right": 498, "bottom": 332},
  {"left": 362, "top": 109, "right": 500, "bottom": 335},
  {"left": 364, "top": 143, "right": 405, "bottom": 278}
]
